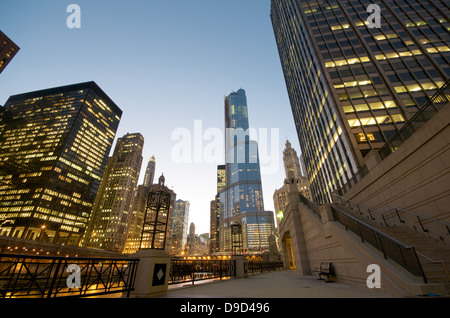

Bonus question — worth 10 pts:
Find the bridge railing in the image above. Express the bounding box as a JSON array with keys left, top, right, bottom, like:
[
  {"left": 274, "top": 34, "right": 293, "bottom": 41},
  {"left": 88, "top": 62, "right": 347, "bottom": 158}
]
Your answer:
[
  {"left": 0, "top": 253, "right": 138, "bottom": 298},
  {"left": 168, "top": 258, "right": 236, "bottom": 285}
]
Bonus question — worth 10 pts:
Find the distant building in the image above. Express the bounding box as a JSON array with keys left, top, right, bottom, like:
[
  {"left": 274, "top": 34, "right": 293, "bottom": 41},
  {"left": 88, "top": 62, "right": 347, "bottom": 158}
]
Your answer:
[
  {"left": 0, "top": 82, "right": 122, "bottom": 246},
  {"left": 82, "top": 133, "right": 144, "bottom": 252},
  {"left": 0, "top": 30, "right": 19, "bottom": 74},
  {"left": 123, "top": 184, "right": 150, "bottom": 254},
  {"left": 274, "top": 140, "right": 312, "bottom": 227},
  {"left": 169, "top": 199, "right": 190, "bottom": 256},
  {"left": 143, "top": 155, "right": 156, "bottom": 187}
]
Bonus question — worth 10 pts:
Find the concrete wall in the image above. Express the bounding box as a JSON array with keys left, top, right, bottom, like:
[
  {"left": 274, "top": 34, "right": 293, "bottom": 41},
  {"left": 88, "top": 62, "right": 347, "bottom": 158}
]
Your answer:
[
  {"left": 278, "top": 200, "right": 441, "bottom": 297},
  {"left": 343, "top": 103, "right": 450, "bottom": 245}
]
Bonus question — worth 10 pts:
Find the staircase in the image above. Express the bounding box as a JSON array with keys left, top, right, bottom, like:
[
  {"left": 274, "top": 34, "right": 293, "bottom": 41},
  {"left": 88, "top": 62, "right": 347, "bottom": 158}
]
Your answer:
[{"left": 332, "top": 196, "right": 450, "bottom": 289}]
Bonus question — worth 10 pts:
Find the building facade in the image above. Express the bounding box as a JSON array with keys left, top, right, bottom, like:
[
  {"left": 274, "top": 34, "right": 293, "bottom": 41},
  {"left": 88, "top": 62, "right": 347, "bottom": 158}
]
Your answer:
[
  {"left": 270, "top": 0, "right": 449, "bottom": 204},
  {"left": 169, "top": 199, "right": 190, "bottom": 256},
  {"left": 143, "top": 155, "right": 156, "bottom": 187},
  {"left": 274, "top": 140, "right": 312, "bottom": 227},
  {"left": 123, "top": 184, "right": 151, "bottom": 254},
  {"left": 0, "top": 30, "right": 19, "bottom": 75},
  {"left": 218, "top": 89, "right": 275, "bottom": 254},
  {"left": 82, "top": 133, "right": 144, "bottom": 252},
  {"left": 0, "top": 82, "right": 122, "bottom": 245}
]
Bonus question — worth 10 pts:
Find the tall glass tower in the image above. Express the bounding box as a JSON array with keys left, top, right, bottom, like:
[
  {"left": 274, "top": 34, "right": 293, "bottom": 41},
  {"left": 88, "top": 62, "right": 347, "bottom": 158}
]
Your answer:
[
  {"left": 270, "top": 0, "right": 449, "bottom": 204},
  {"left": 219, "top": 89, "right": 275, "bottom": 254},
  {"left": 0, "top": 82, "right": 122, "bottom": 246}
]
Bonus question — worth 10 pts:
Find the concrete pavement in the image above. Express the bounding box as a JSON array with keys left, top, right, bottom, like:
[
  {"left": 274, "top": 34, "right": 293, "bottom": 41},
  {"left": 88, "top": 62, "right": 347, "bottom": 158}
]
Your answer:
[{"left": 161, "top": 270, "right": 393, "bottom": 298}]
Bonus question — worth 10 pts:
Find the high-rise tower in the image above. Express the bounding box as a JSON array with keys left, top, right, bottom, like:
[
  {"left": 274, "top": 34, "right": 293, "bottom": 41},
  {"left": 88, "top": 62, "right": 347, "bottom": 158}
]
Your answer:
[
  {"left": 270, "top": 0, "right": 449, "bottom": 204},
  {"left": 143, "top": 155, "right": 156, "bottom": 187},
  {"left": 82, "top": 133, "right": 144, "bottom": 252},
  {"left": 219, "top": 89, "right": 275, "bottom": 254},
  {"left": 0, "top": 82, "right": 122, "bottom": 245}
]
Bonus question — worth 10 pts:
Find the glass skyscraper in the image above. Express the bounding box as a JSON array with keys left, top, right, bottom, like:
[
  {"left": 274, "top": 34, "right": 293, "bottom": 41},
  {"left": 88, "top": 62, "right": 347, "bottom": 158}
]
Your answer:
[
  {"left": 219, "top": 89, "right": 275, "bottom": 254},
  {"left": 270, "top": 0, "right": 449, "bottom": 204},
  {"left": 0, "top": 82, "right": 122, "bottom": 246}
]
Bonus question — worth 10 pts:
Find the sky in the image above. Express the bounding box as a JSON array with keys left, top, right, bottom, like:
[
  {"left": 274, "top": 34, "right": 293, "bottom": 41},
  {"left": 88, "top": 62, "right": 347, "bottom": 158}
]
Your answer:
[{"left": 0, "top": 0, "right": 302, "bottom": 235}]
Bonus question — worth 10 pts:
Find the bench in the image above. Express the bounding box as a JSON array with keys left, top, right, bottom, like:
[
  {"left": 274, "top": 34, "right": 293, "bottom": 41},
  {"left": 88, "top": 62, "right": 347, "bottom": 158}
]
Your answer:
[{"left": 313, "top": 262, "right": 334, "bottom": 282}]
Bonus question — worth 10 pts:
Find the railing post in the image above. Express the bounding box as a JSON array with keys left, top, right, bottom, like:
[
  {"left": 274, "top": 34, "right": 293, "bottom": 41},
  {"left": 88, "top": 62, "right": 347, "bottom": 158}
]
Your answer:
[
  {"left": 395, "top": 209, "right": 405, "bottom": 223},
  {"left": 46, "top": 258, "right": 63, "bottom": 298},
  {"left": 417, "top": 216, "right": 428, "bottom": 233}
]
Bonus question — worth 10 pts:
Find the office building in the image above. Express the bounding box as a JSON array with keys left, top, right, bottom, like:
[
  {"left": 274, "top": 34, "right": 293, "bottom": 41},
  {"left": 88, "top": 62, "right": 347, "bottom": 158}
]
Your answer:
[
  {"left": 219, "top": 89, "right": 275, "bottom": 253},
  {"left": 270, "top": 0, "right": 449, "bottom": 203},
  {"left": 82, "top": 133, "right": 144, "bottom": 252},
  {"left": 143, "top": 155, "right": 156, "bottom": 187},
  {"left": 0, "top": 30, "right": 19, "bottom": 74},
  {"left": 0, "top": 82, "right": 122, "bottom": 245},
  {"left": 169, "top": 199, "right": 190, "bottom": 256}
]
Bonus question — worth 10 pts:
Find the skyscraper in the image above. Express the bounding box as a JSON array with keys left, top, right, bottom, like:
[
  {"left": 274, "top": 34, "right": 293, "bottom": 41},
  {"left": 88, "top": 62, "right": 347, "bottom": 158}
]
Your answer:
[
  {"left": 219, "top": 89, "right": 275, "bottom": 254},
  {"left": 82, "top": 133, "right": 144, "bottom": 252},
  {"left": 210, "top": 164, "right": 226, "bottom": 254},
  {"left": 0, "top": 82, "right": 122, "bottom": 245},
  {"left": 143, "top": 155, "right": 156, "bottom": 187},
  {"left": 270, "top": 0, "right": 449, "bottom": 204},
  {"left": 169, "top": 199, "right": 190, "bottom": 256},
  {"left": 0, "top": 30, "right": 19, "bottom": 75},
  {"left": 123, "top": 184, "right": 151, "bottom": 254}
]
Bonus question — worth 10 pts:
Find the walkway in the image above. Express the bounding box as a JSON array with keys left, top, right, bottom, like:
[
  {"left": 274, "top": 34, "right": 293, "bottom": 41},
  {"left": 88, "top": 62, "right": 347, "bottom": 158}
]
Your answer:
[{"left": 161, "top": 270, "right": 393, "bottom": 298}]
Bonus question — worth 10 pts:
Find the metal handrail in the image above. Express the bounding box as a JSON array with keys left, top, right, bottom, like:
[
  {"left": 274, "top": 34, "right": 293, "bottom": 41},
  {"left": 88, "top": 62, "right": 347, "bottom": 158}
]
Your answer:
[
  {"left": 331, "top": 205, "right": 427, "bottom": 283},
  {"left": 416, "top": 252, "right": 450, "bottom": 280},
  {"left": 378, "top": 79, "right": 450, "bottom": 160},
  {"left": 332, "top": 193, "right": 450, "bottom": 234}
]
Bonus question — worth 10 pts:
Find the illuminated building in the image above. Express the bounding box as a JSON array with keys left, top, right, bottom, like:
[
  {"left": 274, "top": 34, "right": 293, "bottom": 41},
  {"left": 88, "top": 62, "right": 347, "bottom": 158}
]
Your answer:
[
  {"left": 270, "top": 0, "right": 449, "bottom": 204},
  {"left": 82, "top": 133, "right": 144, "bottom": 252},
  {"left": 0, "top": 30, "right": 19, "bottom": 75},
  {"left": 169, "top": 199, "right": 190, "bottom": 256},
  {"left": 219, "top": 89, "right": 275, "bottom": 254},
  {"left": 209, "top": 164, "right": 226, "bottom": 254},
  {"left": 0, "top": 82, "right": 122, "bottom": 245},
  {"left": 143, "top": 155, "right": 156, "bottom": 187},
  {"left": 123, "top": 184, "right": 150, "bottom": 254}
]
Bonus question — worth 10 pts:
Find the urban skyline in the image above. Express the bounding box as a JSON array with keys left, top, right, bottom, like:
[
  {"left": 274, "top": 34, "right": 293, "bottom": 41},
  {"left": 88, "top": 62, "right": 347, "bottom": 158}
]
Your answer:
[
  {"left": 0, "top": 0, "right": 448, "bottom": 302},
  {"left": 0, "top": 0, "right": 298, "bottom": 235}
]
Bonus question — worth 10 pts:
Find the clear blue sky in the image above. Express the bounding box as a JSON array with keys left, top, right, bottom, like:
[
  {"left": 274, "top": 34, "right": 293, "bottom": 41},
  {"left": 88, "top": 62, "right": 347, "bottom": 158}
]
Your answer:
[{"left": 0, "top": 0, "right": 302, "bottom": 235}]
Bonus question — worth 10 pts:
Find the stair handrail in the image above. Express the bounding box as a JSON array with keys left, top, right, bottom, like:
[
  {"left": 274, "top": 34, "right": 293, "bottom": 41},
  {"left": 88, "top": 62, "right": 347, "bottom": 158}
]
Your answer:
[
  {"left": 332, "top": 193, "right": 450, "bottom": 235},
  {"left": 330, "top": 205, "right": 427, "bottom": 283},
  {"left": 415, "top": 251, "right": 450, "bottom": 281}
]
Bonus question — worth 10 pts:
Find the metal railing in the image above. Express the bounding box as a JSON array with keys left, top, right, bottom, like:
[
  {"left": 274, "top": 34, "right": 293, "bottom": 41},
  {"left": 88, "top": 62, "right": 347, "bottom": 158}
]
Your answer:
[
  {"left": 332, "top": 193, "right": 450, "bottom": 243},
  {"left": 379, "top": 79, "right": 450, "bottom": 160},
  {"left": 169, "top": 259, "right": 236, "bottom": 285},
  {"left": 0, "top": 253, "right": 139, "bottom": 298},
  {"left": 300, "top": 194, "right": 321, "bottom": 219},
  {"left": 248, "top": 260, "right": 284, "bottom": 275},
  {"left": 331, "top": 206, "right": 427, "bottom": 283}
]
